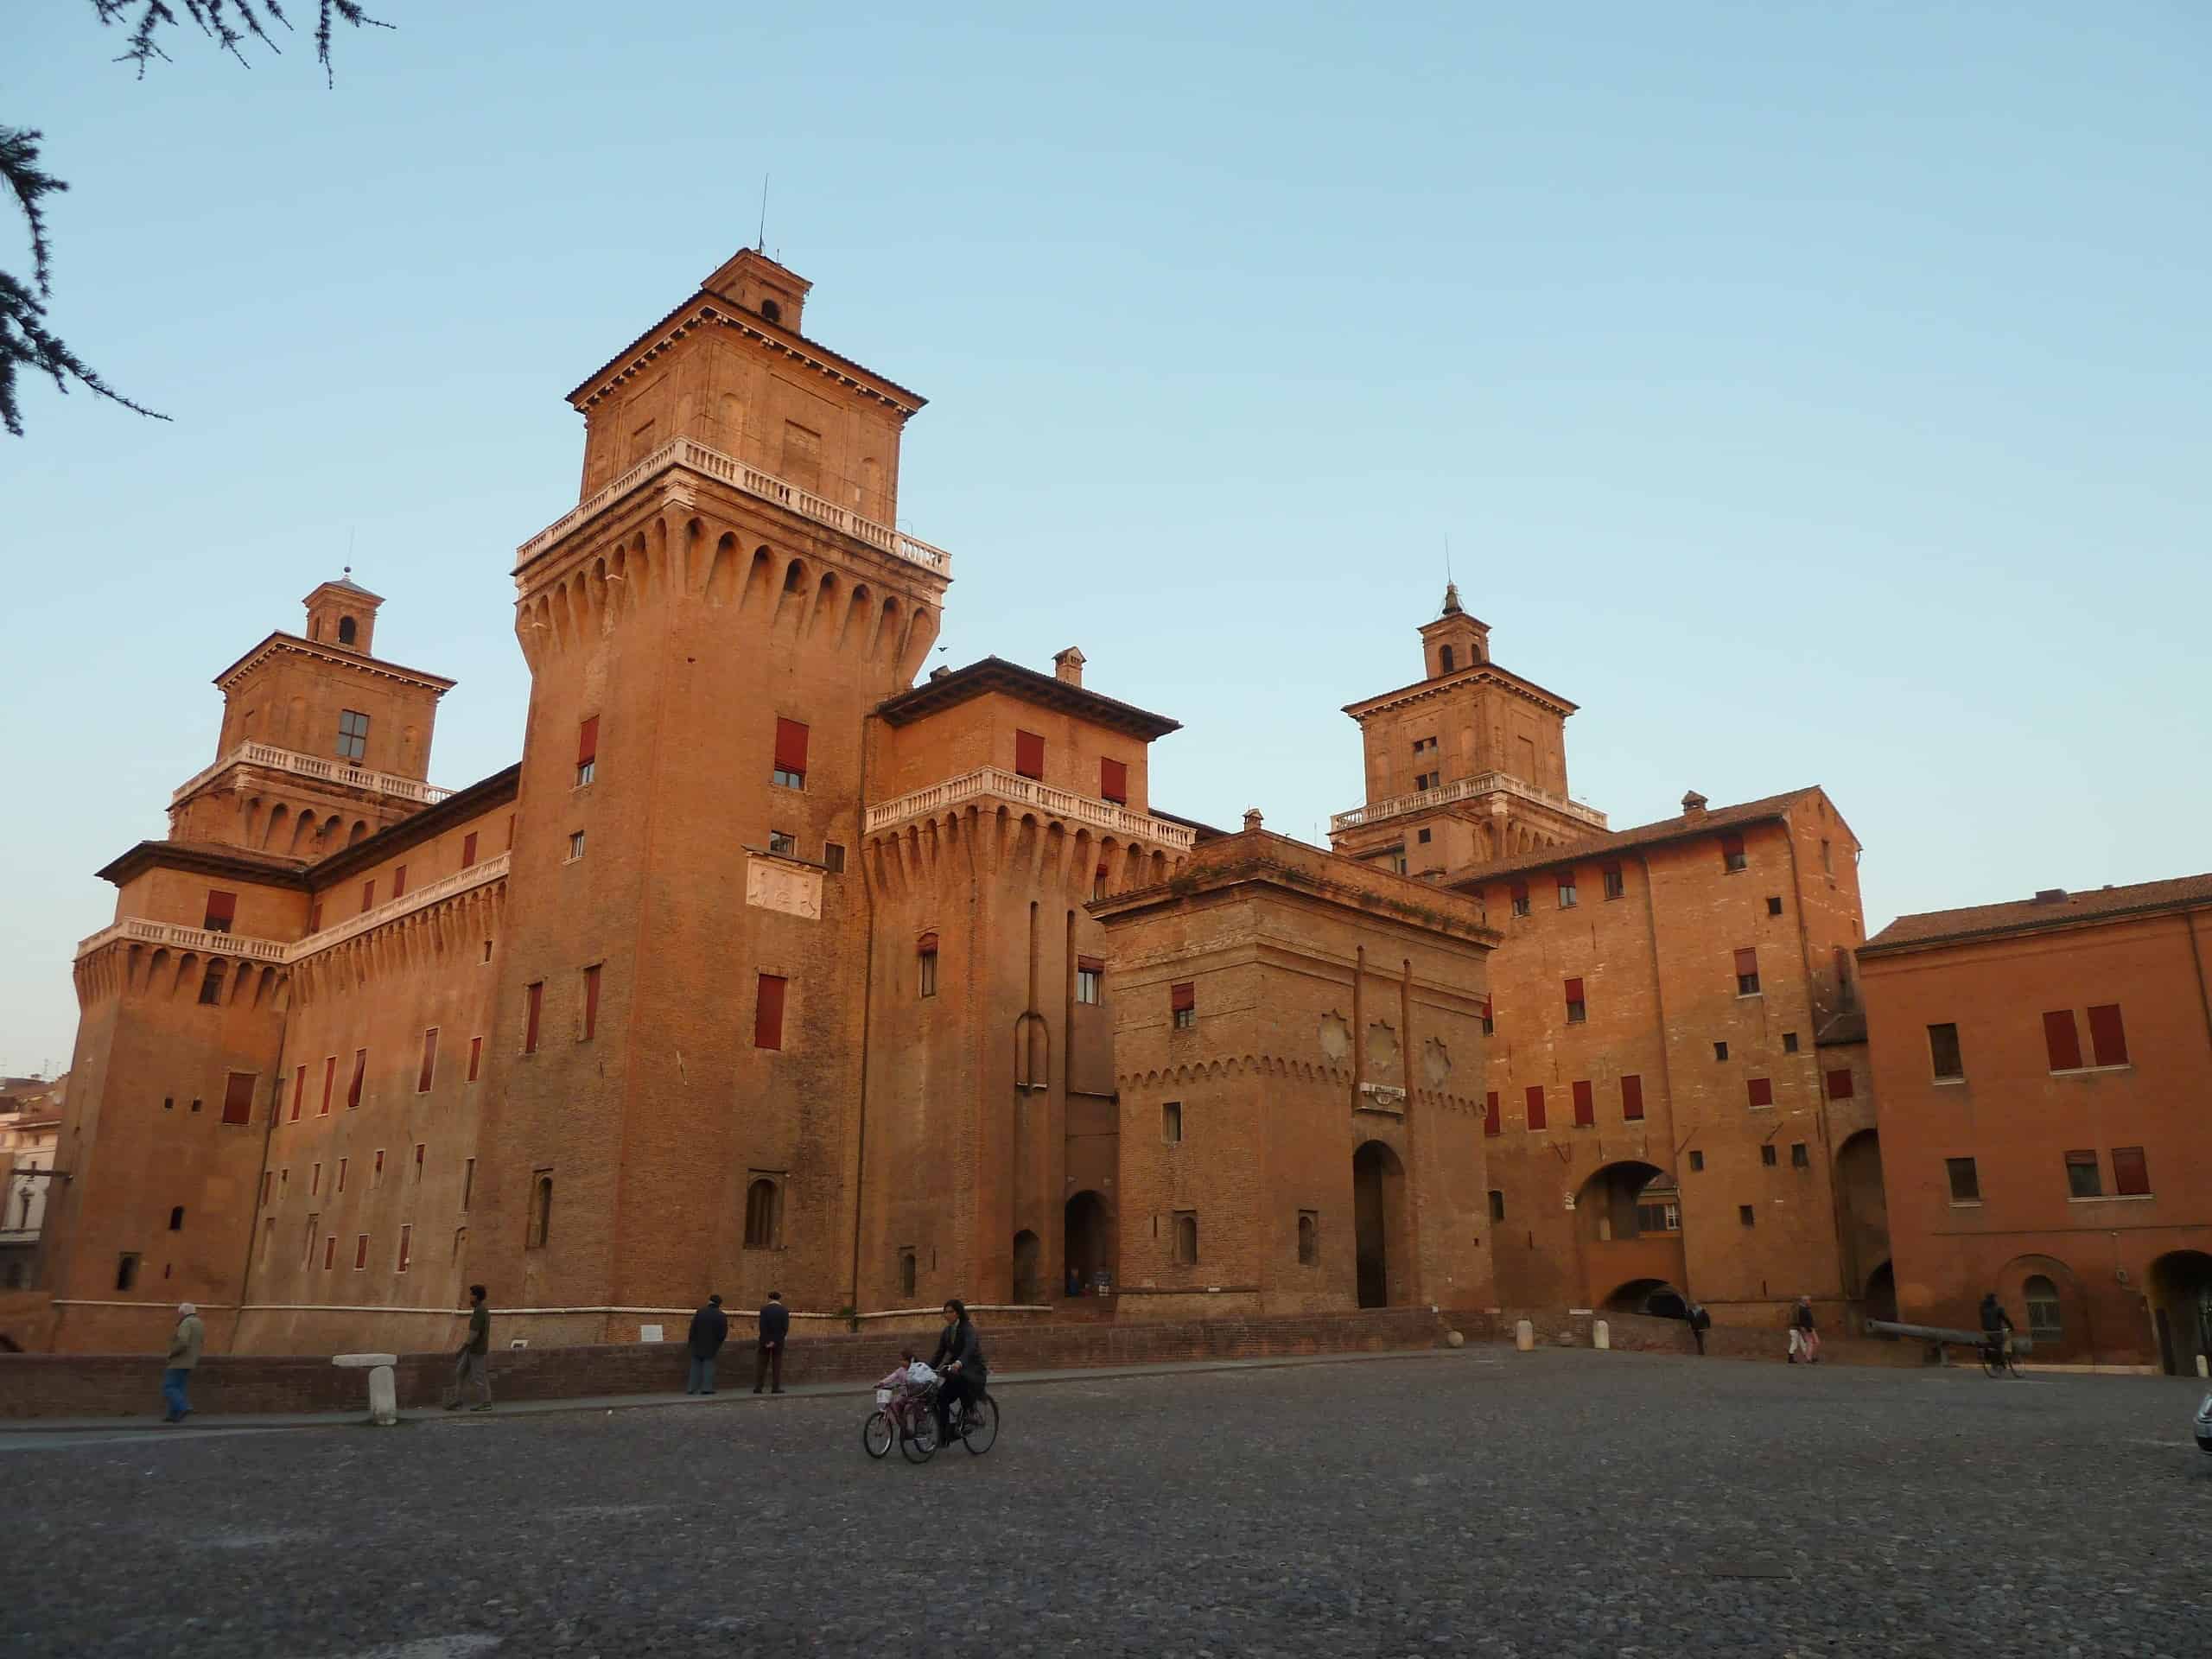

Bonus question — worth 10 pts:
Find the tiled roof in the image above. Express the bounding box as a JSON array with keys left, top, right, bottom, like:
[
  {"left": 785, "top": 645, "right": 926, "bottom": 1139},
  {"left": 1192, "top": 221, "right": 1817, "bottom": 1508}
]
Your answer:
[
  {"left": 1815, "top": 1010, "right": 1868, "bottom": 1046},
  {"left": 95, "top": 839, "right": 314, "bottom": 887},
  {"left": 1860, "top": 872, "right": 2212, "bottom": 956},
  {"left": 1449, "top": 789, "right": 1821, "bottom": 890},
  {"left": 876, "top": 658, "right": 1181, "bottom": 741}
]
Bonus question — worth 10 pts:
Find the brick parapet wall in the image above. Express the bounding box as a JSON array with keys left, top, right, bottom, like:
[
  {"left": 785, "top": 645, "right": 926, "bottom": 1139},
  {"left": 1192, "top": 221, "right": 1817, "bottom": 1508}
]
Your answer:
[
  {"left": 0, "top": 1306, "right": 1448, "bottom": 1419},
  {"left": 1447, "top": 1305, "right": 1926, "bottom": 1367}
]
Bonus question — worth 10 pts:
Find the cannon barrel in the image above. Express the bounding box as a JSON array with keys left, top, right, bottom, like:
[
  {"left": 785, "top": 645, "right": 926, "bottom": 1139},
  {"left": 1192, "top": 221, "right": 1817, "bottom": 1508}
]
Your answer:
[{"left": 1866, "top": 1319, "right": 2032, "bottom": 1353}]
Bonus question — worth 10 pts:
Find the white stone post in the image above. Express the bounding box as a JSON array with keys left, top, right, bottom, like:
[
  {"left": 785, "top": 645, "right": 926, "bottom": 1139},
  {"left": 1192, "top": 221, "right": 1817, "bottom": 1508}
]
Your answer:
[{"left": 1514, "top": 1318, "right": 1534, "bottom": 1352}]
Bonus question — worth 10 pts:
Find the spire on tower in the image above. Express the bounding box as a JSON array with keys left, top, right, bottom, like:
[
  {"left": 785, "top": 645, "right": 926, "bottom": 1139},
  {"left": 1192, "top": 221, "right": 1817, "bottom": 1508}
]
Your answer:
[{"left": 1440, "top": 582, "right": 1462, "bottom": 616}]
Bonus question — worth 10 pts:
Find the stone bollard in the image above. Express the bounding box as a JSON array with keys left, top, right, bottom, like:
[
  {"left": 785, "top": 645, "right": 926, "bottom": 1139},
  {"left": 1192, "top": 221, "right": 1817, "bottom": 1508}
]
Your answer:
[
  {"left": 1592, "top": 1319, "right": 1610, "bottom": 1351},
  {"left": 1446, "top": 1330, "right": 1465, "bottom": 1349},
  {"left": 334, "top": 1352, "right": 401, "bottom": 1426},
  {"left": 1514, "top": 1319, "right": 1534, "bottom": 1352}
]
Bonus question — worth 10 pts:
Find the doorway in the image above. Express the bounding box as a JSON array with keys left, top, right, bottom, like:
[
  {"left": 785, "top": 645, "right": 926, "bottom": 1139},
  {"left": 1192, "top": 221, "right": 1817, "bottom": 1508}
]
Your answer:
[
  {"left": 1012, "top": 1230, "right": 1041, "bottom": 1306},
  {"left": 1352, "top": 1140, "right": 1407, "bottom": 1309},
  {"left": 1065, "top": 1191, "right": 1112, "bottom": 1294}
]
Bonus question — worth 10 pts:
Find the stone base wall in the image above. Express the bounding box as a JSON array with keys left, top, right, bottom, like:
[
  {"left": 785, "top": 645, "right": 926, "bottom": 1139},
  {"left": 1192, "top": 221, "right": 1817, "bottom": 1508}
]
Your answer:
[
  {"left": 1452, "top": 1306, "right": 1929, "bottom": 1368},
  {"left": 0, "top": 1306, "right": 1448, "bottom": 1418}
]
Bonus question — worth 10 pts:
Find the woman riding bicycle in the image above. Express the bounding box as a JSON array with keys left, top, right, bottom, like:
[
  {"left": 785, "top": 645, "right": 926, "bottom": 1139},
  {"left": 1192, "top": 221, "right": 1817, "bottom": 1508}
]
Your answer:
[{"left": 929, "top": 1298, "right": 988, "bottom": 1443}]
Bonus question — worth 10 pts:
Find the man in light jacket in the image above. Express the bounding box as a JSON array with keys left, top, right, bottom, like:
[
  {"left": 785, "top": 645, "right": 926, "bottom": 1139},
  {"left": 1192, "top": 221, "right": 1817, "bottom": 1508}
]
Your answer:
[
  {"left": 686, "top": 1294, "right": 728, "bottom": 1395},
  {"left": 162, "top": 1302, "right": 204, "bottom": 1423}
]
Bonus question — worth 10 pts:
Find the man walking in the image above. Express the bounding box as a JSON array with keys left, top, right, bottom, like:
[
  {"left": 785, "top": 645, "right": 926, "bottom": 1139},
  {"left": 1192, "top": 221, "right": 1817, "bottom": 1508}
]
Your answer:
[
  {"left": 444, "top": 1283, "right": 493, "bottom": 1411},
  {"left": 1685, "top": 1298, "right": 1712, "bottom": 1357},
  {"left": 1788, "top": 1294, "right": 1821, "bottom": 1363},
  {"left": 686, "top": 1294, "right": 728, "bottom": 1395},
  {"left": 161, "top": 1302, "right": 204, "bottom": 1423},
  {"left": 754, "top": 1289, "right": 789, "bottom": 1395}
]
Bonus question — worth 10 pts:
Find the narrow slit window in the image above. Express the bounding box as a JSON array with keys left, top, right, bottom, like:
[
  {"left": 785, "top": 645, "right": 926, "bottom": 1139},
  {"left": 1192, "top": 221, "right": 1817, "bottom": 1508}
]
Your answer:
[
  {"left": 1484, "top": 1091, "right": 1501, "bottom": 1137},
  {"left": 917, "top": 933, "right": 938, "bottom": 999},
  {"left": 346, "top": 1048, "right": 366, "bottom": 1110},
  {"left": 417, "top": 1028, "right": 438, "bottom": 1093},
  {"left": 1162, "top": 1100, "right": 1183, "bottom": 1143},
  {"left": 582, "top": 964, "right": 601, "bottom": 1040},
  {"left": 524, "top": 982, "right": 543, "bottom": 1053},
  {"left": 1524, "top": 1085, "right": 1547, "bottom": 1132}
]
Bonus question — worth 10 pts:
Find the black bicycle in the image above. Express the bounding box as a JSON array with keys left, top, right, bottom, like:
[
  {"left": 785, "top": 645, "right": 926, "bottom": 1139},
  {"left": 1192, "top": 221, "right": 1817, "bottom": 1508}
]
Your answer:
[{"left": 1980, "top": 1332, "right": 2022, "bottom": 1378}]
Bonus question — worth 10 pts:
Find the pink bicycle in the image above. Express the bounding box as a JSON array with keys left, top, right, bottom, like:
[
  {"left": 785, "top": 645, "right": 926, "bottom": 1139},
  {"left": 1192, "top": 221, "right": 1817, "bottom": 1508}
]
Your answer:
[{"left": 861, "top": 1376, "right": 998, "bottom": 1462}]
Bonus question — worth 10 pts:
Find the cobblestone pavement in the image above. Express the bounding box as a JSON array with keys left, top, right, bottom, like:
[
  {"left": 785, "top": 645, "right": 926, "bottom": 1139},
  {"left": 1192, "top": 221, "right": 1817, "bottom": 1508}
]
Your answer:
[{"left": 9, "top": 1349, "right": 2208, "bottom": 1659}]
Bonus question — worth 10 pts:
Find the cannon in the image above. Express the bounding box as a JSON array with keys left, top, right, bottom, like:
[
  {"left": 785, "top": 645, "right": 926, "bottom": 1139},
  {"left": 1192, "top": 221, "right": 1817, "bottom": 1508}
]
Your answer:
[{"left": 1866, "top": 1319, "right": 2033, "bottom": 1370}]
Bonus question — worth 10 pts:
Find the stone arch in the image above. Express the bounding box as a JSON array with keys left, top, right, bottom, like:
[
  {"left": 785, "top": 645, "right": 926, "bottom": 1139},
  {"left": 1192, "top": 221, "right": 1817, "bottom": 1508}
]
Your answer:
[
  {"left": 809, "top": 569, "right": 841, "bottom": 637},
  {"left": 1352, "top": 1139, "right": 1409, "bottom": 1308},
  {"left": 1601, "top": 1278, "right": 1688, "bottom": 1319},
  {"left": 704, "top": 532, "right": 742, "bottom": 605},
  {"left": 263, "top": 803, "right": 291, "bottom": 852},
  {"left": 347, "top": 820, "right": 369, "bottom": 847},
  {"left": 899, "top": 602, "right": 939, "bottom": 680},
  {"left": 841, "top": 584, "right": 874, "bottom": 653},
  {"left": 2146, "top": 1249, "right": 2212, "bottom": 1376},
  {"left": 874, "top": 594, "right": 904, "bottom": 663}
]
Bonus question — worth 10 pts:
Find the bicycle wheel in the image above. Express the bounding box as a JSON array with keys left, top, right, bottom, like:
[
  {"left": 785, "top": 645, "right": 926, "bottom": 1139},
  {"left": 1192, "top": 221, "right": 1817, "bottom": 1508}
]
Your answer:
[
  {"left": 861, "top": 1411, "right": 894, "bottom": 1459},
  {"left": 958, "top": 1393, "right": 998, "bottom": 1456},
  {"left": 899, "top": 1414, "right": 938, "bottom": 1463},
  {"left": 1980, "top": 1346, "right": 2005, "bottom": 1378}
]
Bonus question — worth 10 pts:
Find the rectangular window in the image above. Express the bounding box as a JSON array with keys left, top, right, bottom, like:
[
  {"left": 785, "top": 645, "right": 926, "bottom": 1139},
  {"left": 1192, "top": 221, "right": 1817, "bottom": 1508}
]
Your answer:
[
  {"left": 771, "top": 716, "right": 808, "bottom": 789},
  {"left": 1761, "top": 1145, "right": 1777, "bottom": 1167},
  {"left": 1509, "top": 881, "right": 1530, "bottom": 918},
  {"left": 1747, "top": 1077, "right": 1774, "bottom": 1109},
  {"left": 1077, "top": 956, "right": 1104, "bottom": 1005},
  {"left": 577, "top": 715, "right": 600, "bottom": 786},
  {"left": 582, "top": 964, "right": 601, "bottom": 1040},
  {"left": 1488, "top": 1189, "right": 1506, "bottom": 1222},
  {"left": 2111, "top": 1145, "right": 2150, "bottom": 1197},
  {"left": 417, "top": 1028, "right": 438, "bottom": 1093},
  {"left": 823, "top": 842, "right": 846, "bottom": 874},
  {"left": 1790, "top": 1141, "right": 1808, "bottom": 1168},
  {"left": 320, "top": 1055, "right": 335, "bottom": 1116},
  {"left": 1621, "top": 1074, "right": 1644, "bottom": 1121},
  {"left": 467, "top": 1036, "right": 482, "bottom": 1082},
  {"left": 336, "top": 709, "right": 369, "bottom": 761},
  {"left": 1414, "top": 772, "right": 1434, "bottom": 791},
  {"left": 918, "top": 934, "right": 938, "bottom": 999},
  {"left": 2043, "top": 1009, "right": 2083, "bottom": 1071},
  {"left": 360, "top": 879, "right": 376, "bottom": 913},
  {"left": 1563, "top": 977, "right": 1586, "bottom": 1024},
  {"left": 302, "top": 1216, "right": 317, "bottom": 1265},
  {"left": 1480, "top": 996, "right": 1494, "bottom": 1038},
  {"left": 1766, "top": 895, "right": 1783, "bottom": 917},
  {"left": 1525, "top": 1084, "right": 1547, "bottom": 1132},
  {"left": 1100, "top": 758, "right": 1128, "bottom": 804},
  {"left": 202, "top": 889, "right": 237, "bottom": 933},
  {"left": 1738, "top": 1205, "right": 1754, "bottom": 1227},
  {"left": 1014, "top": 729, "right": 1045, "bottom": 780},
  {"left": 754, "top": 973, "right": 787, "bottom": 1050},
  {"left": 219, "top": 1070, "right": 255, "bottom": 1124},
  {"left": 353, "top": 1234, "right": 369, "bottom": 1271},
  {"left": 1417, "top": 827, "right": 1432, "bottom": 845},
  {"left": 397, "top": 1224, "right": 412, "bottom": 1274},
  {"left": 1825, "top": 1067, "right": 1854, "bottom": 1100},
  {"left": 1782, "top": 1031, "right": 1800, "bottom": 1053},
  {"left": 462, "top": 1158, "right": 476, "bottom": 1211},
  {"left": 2086, "top": 1004, "right": 2128, "bottom": 1068},
  {"left": 393, "top": 864, "right": 408, "bottom": 899},
  {"left": 1734, "top": 947, "right": 1761, "bottom": 996},
  {"left": 346, "top": 1048, "right": 365, "bottom": 1110},
  {"left": 1928, "top": 1022, "right": 1964, "bottom": 1080},
  {"left": 1946, "top": 1156, "right": 1980, "bottom": 1204},
  {"left": 1713, "top": 1040, "right": 1729, "bottom": 1061},
  {"left": 461, "top": 831, "right": 479, "bottom": 868},
  {"left": 524, "top": 982, "right": 543, "bottom": 1053},
  {"left": 414, "top": 1142, "right": 425, "bottom": 1180},
  {"left": 766, "top": 829, "right": 795, "bottom": 857},
  {"left": 1719, "top": 832, "right": 1746, "bottom": 873},
  {"left": 1162, "top": 1101, "right": 1183, "bottom": 1143},
  {"left": 2064, "top": 1149, "right": 2101, "bottom": 1198},
  {"left": 337, "top": 1156, "right": 349, "bottom": 1193},
  {"left": 1484, "top": 1090, "right": 1501, "bottom": 1136},
  {"left": 1689, "top": 1150, "right": 1705, "bottom": 1172},
  {"left": 1171, "top": 981, "right": 1196, "bottom": 1030},
  {"left": 312, "top": 1161, "right": 323, "bottom": 1196},
  {"left": 1557, "top": 875, "right": 1577, "bottom": 909},
  {"left": 1602, "top": 865, "right": 1624, "bottom": 900},
  {"left": 567, "top": 830, "right": 587, "bottom": 861},
  {"left": 1571, "top": 1079, "right": 1594, "bottom": 1128},
  {"left": 372, "top": 1149, "right": 385, "bottom": 1186}
]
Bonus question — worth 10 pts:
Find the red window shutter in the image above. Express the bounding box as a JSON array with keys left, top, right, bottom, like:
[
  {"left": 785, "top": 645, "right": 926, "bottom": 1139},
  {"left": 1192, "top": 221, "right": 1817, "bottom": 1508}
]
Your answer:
[
  {"left": 754, "top": 974, "right": 787, "bottom": 1050},
  {"left": 772, "top": 717, "right": 808, "bottom": 775},
  {"left": 1747, "top": 1077, "right": 1773, "bottom": 1108},
  {"left": 1733, "top": 947, "right": 1758, "bottom": 978},
  {"left": 524, "top": 982, "right": 543, "bottom": 1053},
  {"left": 1482, "top": 995, "right": 1493, "bottom": 1021},
  {"left": 361, "top": 880, "right": 376, "bottom": 913},
  {"left": 393, "top": 865, "right": 407, "bottom": 899},
  {"left": 467, "top": 1035, "right": 483, "bottom": 1082},
  {"left": 1557, "top": 874, "right": 1573, "bottom": 895},
  {"left": 506, "top": 813, "right": 516, "bottom": 849},
  {"left": 1621, "top": 1074, "right": 1644, "bottom": 1120},
  {"left": 1563, "top": 977, "right": 1584, "bottom": 1003},
  {"left": 1825, "top": 1067, "right": 1854, "bottom": 1100},
  {"left": 578, "top": 715, "right": 600, "bottom": 766},
  {"left": 1077, "top": 955, "right": 1105, "bottom": 975},
  {"left": 307, "top": 899, "right": 322, "bottom": 932},
  {"left": 1720, "top": 833, "right": 1745, "bottom": 857},
  {"left": 353, "top": 1235, "right": 369, "bottom": 1271},
  {"left": 347, "top": 1049, "right": 365, "bottom": 1109},
  {"left": 917, "top": 931, "right": 939, "bottom": 956},
  {"left": 461, "top": 831, "right": 479, "bottom": 868},
  {"left": 1170, "top": 981, "right": 1196, "bottom": 1013},
  {"left": 1484, "top": 1092, "right": 1501, "bottom": 1136},
  {"left": 1510, "top": 880, "right": 1529, "bottom": 900},
  {"left": 1014, "top": 729, "right": 1045, "bottom": 779},
  {"left": 203, "top": 889, "right": 237, "bottom": 931},
  {"left": 1100, "top": 758, "right": 1128, "bottom": 804},
  {"left": 1525, "top": 1085, "right": 1547, "bottom": 1131},
  {"left": 289, "top": 1064, "right": 306, "bottom": 1122},
  {"left": 418, "top": 1029, "right": 438, "bottom": 1093},
  {"left": 320, "top": 1056, "right": 335, "bottom": 1116},
  {"left": 1572, "top": 1080, "right": 1594, "bottom": 1127},
  {"left": 2111, "top": 1145, "right": 2150, "bottom": 1196},
  {"left": 221, "top": 1071, "right": 255, "bottom": 1125},
  {"left": 2085, "top": 1004, "right": 2128, "bottom": 1067},
  {"left": 2042, "top": 1009, "right": 2083, "bottom": 1071},
  {"left": 583, "top": 965, "right": 601, "bottom": 1039}
]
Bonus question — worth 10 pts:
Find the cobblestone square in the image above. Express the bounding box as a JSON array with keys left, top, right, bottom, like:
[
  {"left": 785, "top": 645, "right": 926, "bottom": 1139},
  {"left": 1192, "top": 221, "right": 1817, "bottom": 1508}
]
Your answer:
[{"left": 8, "top": 1350, "right": 2207, "bottom": 1659}]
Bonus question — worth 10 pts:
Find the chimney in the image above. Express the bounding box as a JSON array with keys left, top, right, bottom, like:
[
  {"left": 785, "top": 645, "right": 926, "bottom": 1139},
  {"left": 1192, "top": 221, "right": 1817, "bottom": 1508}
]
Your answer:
[
  {"left": 2033, "top": 888, "right": 2069, "bottom": 905},
  {"left": 1681, "top": 791, "right": 1709, "bottom": 821},
  {"left": 929, "top": 665, "right": 950, "bottom": 682},
  {"left": 1242, "top": 807, "right": 1264, "bottom": 833},
  {"left": 1053, "top": 646, "right": 1086, "bottom": 688}
]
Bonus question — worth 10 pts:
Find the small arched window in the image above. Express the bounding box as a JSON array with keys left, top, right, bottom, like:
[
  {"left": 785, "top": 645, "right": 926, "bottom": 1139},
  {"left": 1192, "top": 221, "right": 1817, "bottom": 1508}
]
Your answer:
[
  {"left": 745, "top": 1178, "right": 780, "bottom": 1249},
  {"left": 1439, "top": 645, "right": 1455, "bottom": 674},
  {"left": 1296, "top": 1212, "right": 1318, "bottom": 1266},
  {"left": 1174, "top": 1212, "right": 1198, "bottom": 1266},
  {"left": 198, "top": 963, "right": 226, "bottom": 1006},
  {"left": 759, "top": 298, "right": 782, "bottom": 324},
  {"left": 527, "top": 1175, "right": 553, "bottom": 1249},
  {"left": 899, "top": 1247, "right": 917, "bottom": 1300},
  {"left": 2024, "top": 1274, "right": 2063, "bottom": 1341},
  {"left": 337, "top": 615, "right": 357, "bottom": 645}
]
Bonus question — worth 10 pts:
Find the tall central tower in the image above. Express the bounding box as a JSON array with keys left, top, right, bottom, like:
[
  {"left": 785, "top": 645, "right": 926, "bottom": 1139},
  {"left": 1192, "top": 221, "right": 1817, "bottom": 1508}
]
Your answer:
[{"left": 472, "top": 248, "right": 950, "bottom": 1332}]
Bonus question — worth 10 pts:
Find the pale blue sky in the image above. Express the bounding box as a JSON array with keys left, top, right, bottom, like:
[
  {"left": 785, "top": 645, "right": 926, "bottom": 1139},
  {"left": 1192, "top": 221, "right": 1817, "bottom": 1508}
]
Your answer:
[{"left": 3, "top": 3, "right": 2208, "bottom": 1073}]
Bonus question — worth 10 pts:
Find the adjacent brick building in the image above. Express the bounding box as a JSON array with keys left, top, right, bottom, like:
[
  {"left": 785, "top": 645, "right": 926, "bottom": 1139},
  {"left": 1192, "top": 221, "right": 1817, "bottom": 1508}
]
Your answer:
[{"left": 1859, "top": 876, "right": 2212, "bottom": 1374}]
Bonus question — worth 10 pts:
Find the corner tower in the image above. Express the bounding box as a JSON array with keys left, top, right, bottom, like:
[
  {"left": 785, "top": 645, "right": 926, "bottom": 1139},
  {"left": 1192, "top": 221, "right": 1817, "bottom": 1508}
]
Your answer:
[
  {"left": 473, "top": 246, "right": 950, "bottom": 1340},
  {"left": 1329, "top": 588, "right": 1606, "bottom": 877}
]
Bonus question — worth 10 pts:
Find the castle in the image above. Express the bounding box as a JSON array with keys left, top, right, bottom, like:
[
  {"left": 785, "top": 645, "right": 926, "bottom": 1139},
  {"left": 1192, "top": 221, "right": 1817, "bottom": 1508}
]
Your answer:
[{"left": 37, "top": 246, "right": 1889, "bottom": 1356}]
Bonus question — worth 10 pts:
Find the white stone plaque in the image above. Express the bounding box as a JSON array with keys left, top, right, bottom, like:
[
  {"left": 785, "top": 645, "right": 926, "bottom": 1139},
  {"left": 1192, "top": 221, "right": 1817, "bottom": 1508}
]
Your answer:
[{"left": 746, "top": 855, "right": 823, "bottom": 921}]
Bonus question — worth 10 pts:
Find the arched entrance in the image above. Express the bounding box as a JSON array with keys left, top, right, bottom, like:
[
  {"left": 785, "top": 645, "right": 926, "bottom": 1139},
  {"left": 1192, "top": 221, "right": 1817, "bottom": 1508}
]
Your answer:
[
  {"left": 1011, "top": 1230, "right": 1041, "bottom": 1306},
  {"left": 1064, "top": 1191, "right": 1112, "bottom": 1296},
  {"left": 1864, "top": 1260, "right": 1898, "bottom": 1327},
  {"left": 2146, "top": 1249, "right": 2212, "bottom": 1376},
  {"left": 1574, "top": 1160, "right": 1686, "bottom": 1309},
  {"left": 1834, "top": 1129, "right": 1889, "bottom": 1304},
  {"left": 1352, "top": 1140, "right": 1408, "bottom": 1309},
  {"left": 1603, "top": 1278, "right": 1687, "bottom": 1319}
]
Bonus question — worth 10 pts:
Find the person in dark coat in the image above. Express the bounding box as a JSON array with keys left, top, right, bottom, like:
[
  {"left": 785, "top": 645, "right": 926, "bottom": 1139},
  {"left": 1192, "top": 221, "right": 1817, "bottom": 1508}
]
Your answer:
[
  {"left": 754, "top": 1290, "right": 789, "bottom": 1394},
  {"left": 929, "top": 1298, "right": 988, "bottom": 1443},
  {"left": 686, "top": 1294, "right": 728, "bottom": 1395},
  {"left": 1685, "top": 1298, "right": 1713, "bottom": 1357}
]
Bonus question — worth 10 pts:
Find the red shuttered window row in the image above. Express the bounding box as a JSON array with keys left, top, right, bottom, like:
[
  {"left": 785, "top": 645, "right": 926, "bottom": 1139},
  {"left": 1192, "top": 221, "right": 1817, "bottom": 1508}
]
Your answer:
[{"left": 2043, "top": 1003, "right": 2129, "bottom": 1071}]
